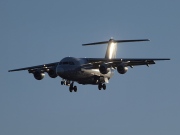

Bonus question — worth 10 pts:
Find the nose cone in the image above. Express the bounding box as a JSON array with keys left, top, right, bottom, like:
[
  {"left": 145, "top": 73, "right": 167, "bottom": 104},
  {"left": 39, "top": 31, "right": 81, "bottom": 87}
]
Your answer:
[{"left": 56, "top": 66, "right": 64, "bottom": 77}]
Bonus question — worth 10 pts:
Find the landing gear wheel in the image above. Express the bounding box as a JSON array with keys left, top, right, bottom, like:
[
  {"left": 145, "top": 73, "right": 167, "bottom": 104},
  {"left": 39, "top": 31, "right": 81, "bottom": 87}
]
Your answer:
[
  {"left": 69, "top": 82, "right": 76, "bottom": 92},
  {"left": 69, "top": 82, "right": 73, "bottom": 92},
  {"left": 98, "top": 83, "right": 102, "bottom": 90},
  {"left": 69, "top": 86, "right": 73, "bottom": 92},
  {"left": 102, "top": 84, "right": 106, "bottom": 90},
  {"left": 74, "top": 86, "right": 77, "bottom": 92}
]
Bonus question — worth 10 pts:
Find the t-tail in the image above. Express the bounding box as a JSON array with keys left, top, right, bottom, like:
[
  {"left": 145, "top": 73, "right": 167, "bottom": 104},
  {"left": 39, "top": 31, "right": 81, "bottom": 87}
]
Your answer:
[{"left": 82, "top": 38, "right": 150, "bottom": 59}]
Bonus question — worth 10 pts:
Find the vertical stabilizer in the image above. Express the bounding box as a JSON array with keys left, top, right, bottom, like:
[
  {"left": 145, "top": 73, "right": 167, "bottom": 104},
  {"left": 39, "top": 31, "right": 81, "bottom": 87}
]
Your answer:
[{"left": 105, "top": 39, "right": 117, "bottom": 59}]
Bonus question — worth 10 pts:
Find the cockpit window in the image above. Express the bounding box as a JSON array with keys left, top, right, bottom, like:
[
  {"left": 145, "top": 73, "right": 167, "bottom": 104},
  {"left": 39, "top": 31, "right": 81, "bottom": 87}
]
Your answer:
[
  {"left": 63, "top": 62, "right": 68, "bottom": 64},
  {"left": 69, "top": 62, "right": 75, "bottom": 65},
  {"left": 59, "top": 61, "right": 75, "bottom": 65}
]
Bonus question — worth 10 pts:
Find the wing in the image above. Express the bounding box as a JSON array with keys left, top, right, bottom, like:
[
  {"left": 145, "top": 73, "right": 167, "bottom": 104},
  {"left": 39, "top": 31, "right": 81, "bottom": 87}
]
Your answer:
[
  {"left": 83, "top": 58, "right": 170, "bottom": 68},
  {"left": 8, "top": 62, "right": 59, "bottom": 73}
]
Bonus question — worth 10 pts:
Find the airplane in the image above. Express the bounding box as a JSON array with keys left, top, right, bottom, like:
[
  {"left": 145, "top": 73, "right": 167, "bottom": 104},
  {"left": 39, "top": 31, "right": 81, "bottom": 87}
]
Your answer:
[{"left": 8, "top": 38, "right": 170, "bottom": 92}]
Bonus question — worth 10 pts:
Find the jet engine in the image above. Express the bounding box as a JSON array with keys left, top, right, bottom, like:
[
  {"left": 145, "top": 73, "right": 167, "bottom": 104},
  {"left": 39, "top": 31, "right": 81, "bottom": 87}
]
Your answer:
[
  {"left": 99, "top": 64, "right": 109, "bottom": 74},
  {"left": 48, "top": 68, "right": 57, "bottom": 78},
  {"left": 33, "top": 71, "right": 45, "bottom": 80},
  {"left": 117, "top": 64, "right": 128, "bottom": 74}
]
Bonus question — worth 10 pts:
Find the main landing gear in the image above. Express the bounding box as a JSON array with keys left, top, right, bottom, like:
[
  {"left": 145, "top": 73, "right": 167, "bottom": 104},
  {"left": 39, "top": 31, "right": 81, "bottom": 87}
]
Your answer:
[
  {"left": 61, "top": 80, "right": 77, "bottom": 92},
  {"left": 61, "top": 80, "right": 106, "bottom": 92},
  {"left": 98, "top": 83, "right": 106, "bottom": 90}
]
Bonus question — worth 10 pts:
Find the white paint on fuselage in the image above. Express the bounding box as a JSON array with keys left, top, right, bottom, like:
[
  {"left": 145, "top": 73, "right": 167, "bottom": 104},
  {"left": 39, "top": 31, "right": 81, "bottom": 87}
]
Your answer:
[{"left": 56, "top": 57, "right": 114, "bottom": 84}]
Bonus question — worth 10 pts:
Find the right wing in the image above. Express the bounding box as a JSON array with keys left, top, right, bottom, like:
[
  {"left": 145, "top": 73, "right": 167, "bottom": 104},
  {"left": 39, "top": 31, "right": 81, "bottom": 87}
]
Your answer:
[{"left": 82, "top": 58, "right": 170, "bottom": 68}]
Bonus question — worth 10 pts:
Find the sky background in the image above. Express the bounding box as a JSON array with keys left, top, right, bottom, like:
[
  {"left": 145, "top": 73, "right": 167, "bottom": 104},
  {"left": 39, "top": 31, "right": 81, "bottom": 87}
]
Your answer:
[{"left": 0, "top": 0, "right": 180, "bottom": 135}]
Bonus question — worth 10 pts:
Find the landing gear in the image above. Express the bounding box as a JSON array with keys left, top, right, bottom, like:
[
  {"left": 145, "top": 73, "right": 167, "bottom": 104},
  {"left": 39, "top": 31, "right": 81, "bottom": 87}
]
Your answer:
[
  {"left": 61, "top": 80, "right": 78, "bottom": 92},
  {"left": 61, "top": 80, "right": 70, "bottom": 86},
  {"left": 98, "top": 83, "right": 106, "bottom": 90},
  {"left": 98, "top": 83, "right": 102, "bottom": 90},
  {"left": 69, "top": 86, "right": 73, "bottom": 92},
  {"left": 74, "top": 86, "right": 77, "bottom": 92},
  {"left": 102, "top": 84, "right": 106, "bottom": 90},
  {"left": 66, "top": 80, "right": 70, "bottom": 86},
  {"left": 69, "top": 82, "right": 77, "bottom": 92}
]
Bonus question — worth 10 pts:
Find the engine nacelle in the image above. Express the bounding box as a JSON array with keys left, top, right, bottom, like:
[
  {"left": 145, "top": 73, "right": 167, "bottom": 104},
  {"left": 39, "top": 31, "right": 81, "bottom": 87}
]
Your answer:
[
  {"left": 48, "top": 68, "right": 57, "bottom": 78},
  {"left": 99, "top": 64, "right": 109, "bottom": 74},
  {"left": 117, "top": 64, "right": 128, "bottom": 74},
  {"left": 33, "top": 71, "right": 45, "bottom": 80}
]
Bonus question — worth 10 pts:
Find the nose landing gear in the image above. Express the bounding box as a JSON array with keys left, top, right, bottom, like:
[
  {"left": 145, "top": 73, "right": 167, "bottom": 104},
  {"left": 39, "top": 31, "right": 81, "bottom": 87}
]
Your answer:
[
  {"left": 69, "top": 82, "right": 77, "bottom": 92},
  {"left": 69, "top": 86, "right": 77, "bottom": 92},
  {"left": 61, "top": 80, "right": 77, "bottom": 92}
]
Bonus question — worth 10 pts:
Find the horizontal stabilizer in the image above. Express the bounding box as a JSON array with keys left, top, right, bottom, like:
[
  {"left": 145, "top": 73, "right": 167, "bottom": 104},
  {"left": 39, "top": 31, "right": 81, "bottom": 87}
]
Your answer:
[{"left": 82, "top": 39, "right": 150, "bottom": 46}]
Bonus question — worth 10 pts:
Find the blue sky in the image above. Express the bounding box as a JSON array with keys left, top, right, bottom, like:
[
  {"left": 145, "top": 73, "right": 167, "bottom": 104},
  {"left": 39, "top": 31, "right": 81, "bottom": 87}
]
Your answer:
[{"left": 0, "top": 0, "right": 180, "bottom": 135}]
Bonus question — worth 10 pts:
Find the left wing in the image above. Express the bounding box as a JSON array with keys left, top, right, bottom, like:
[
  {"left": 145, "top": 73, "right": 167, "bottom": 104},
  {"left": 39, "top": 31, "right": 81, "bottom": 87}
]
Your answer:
[
  {"left": 8, "top": 62, "right": 59, "bottom": 73},
  {"left": 83, "top": 58, "right": 170, "bottom": 68}
]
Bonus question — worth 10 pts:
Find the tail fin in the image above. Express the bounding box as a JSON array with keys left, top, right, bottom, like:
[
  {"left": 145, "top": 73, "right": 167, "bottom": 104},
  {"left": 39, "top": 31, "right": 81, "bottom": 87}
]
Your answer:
[
  {"left": 105, "top": 39, "right": 117, "bottom": 59},
  {"left": 83, "top": 38, "right": 149, "bottom": 59}
]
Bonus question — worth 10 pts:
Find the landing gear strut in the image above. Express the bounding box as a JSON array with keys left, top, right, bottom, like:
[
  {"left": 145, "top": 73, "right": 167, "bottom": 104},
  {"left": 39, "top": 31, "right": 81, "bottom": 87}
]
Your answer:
[{"left": 98, "top": 83, "right": 106, "bottom": 90}]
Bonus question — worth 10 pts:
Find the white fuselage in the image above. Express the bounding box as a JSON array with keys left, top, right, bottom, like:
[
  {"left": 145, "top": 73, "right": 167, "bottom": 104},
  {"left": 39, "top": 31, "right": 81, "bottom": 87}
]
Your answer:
[{"left": 56, "top": 57, "right": 114, "bottom": 85}]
